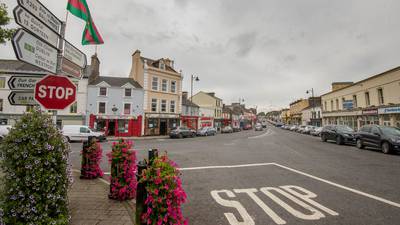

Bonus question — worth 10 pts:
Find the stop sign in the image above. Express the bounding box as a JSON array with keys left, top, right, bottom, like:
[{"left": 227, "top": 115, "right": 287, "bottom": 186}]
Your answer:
[{"left": 35, "top": 75, "right": 77, "bottom": 110}]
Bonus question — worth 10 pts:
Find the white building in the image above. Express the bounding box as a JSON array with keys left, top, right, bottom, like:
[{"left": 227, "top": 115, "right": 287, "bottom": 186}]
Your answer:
[{"left": 0, "top": 60, "right": 88, "bottom": 127}]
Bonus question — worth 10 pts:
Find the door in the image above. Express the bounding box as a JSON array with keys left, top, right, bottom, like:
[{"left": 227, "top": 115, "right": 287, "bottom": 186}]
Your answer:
[
  {"left": 108, "top": 120, "right": 116, "bottom": 136},
  {"left": 160, "top": 119, "right": 167, "bottom": 135},
  {"left": 369, "top": 126, "right": 381, "bottom": 147}
]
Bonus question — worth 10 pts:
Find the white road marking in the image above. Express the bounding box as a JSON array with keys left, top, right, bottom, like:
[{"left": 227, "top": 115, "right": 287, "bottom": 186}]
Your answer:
[
  {"left": 248, "top": 129, "right": 273, "bottom": 139},
  {"left": 104, "top": 172, "right": 111, "bottom": 175},
  {"left": 180, "top": 162, "right": 400, "bottom": 208}
]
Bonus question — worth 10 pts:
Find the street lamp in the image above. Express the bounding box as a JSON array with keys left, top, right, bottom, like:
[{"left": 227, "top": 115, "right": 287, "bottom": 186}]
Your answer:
[
  {"left": 190, "top": 75, "right": 200, "bottom": 102},
  {"left": 306, "top": 88, "right": 315, "bottom": 125}
]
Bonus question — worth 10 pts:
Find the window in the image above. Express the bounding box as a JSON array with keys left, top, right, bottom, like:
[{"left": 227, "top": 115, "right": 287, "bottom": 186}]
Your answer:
[
  {"left": 317, "top": 111, "right": 321, "bottom": 118},
  {"left": 151, "top": 99, "right": 157, "bottom": 112},
  {"left": 371, "top": 126, "right": 380, "bottom": 135},
  {"left": 160, "top": 62, "right": 165, "bottom": 70},
  {"left": 70, "top": 102, "right": 77, "bottom": 113},
  {"left": 124, "top": 103, "right": 131, "bottom": 115},
  {"left": 80, "top": 127, "right": 90, "bottom": 133},
  {"left": 170, "top": 81, "right": 176, "bottom": 93},
  {"left": 161, "top": 100, "right": 167, "bottom": 112},
  {"left": 0, "top": 99, "right": 2, "bottom": 112},
  {"left": 0, "top": 77, "right": 5, "bottom": 88},
  {"left": 324, "top": 101, "right": 327, "bottom": 111},
  {"left": 365, "top": 92, "right": 370, "bottom": 106},
  {"left": 170, "top": 100, "right": 175, "bottom": 113},
  {"left": 98, "top": 102, "right": 106, "bottom": 114},
  {"left": 26, "top": 105, "right": 34, "bottom": 112},
  {"left": 353, "top": 95, "right": 357, "bottom": 108},
  {"left": 377, "top": 88, "right": 384, "bottom": 105},
  {"left": 125, "top": 88, "right": 132, "bottom": 97},
  {"left": 152, "top": 77, "right": 159, "bottom": 91},
  {"left": 330, "top": 100, "right": 333, "bottom": 111},
  {"left": 148, "top": 118, "right": 158, "bottom": 128},
  {"left": 99, "top": 87, "right": 107, "bottom": 96},
  {"left": 162, "top": 79, "right": 168, "bottom": 92},
  {"left": 336, "top": 99, "right": 339, "bottom": 110}
]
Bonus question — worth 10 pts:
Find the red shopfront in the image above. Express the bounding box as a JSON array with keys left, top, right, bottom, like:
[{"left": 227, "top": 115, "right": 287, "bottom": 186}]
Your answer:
[
  {"left": 181, "top": 116, "right": 199, "bottom": 130},
  {"left": 199, "top": 117, "right": 214, "bottom": 128},
  {"left": 89, "top": 114, "right": 142, "bottom": 137}
]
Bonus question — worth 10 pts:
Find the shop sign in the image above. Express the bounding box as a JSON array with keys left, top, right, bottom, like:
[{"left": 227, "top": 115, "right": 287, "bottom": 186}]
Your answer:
[
  {"left": 378, "top": 106, "right": 400, "bottom": 114},
  {"left": 362, "top": 109, "right": 378, "bottom": 115},
  {"left": 342, "top": 100, "right": 354, "bottom": 110}
]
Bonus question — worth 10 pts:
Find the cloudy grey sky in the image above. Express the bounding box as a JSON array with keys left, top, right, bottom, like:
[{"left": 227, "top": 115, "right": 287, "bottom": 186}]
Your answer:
[{"left": 1, "top": 0, "right": 400, "bottom": 112}]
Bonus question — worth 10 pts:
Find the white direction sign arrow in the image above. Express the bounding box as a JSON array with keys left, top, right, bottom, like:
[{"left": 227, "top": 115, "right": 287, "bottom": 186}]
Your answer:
[
  {"left": 63, "top": 41, "right": 87, "bottom": 69},
  {"left": 18, "top": 0, "right": 61, "bottom": 34},
  {"left": 13, "top": 6, "right": 59, "bottom": 49},
  {"left": 12, "top": 29, "right": 58, "bottom": 74},
  {"left": 8, "top": 91, "right": 37, "bottom": 106},
  {"left": 8, "top": 75, "right": 42, "bottom": 90}
]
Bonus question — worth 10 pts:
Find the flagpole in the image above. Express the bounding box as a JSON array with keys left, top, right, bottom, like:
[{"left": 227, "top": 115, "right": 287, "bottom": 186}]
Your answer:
[
  {"left": 95, "top": 45, "right": 98, "bottom": 54},
  {"left": 64, "top": 11, "right": 69, "bottom": 33}
]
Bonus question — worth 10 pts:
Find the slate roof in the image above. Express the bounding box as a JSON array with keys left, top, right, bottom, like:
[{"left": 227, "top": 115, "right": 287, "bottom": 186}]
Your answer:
[
  {"left": 0, "top": 59, "right": 47, "bottom": 74},
  {"left": 141, "top": 57, "right": 178, "bottom": 73},
  {"left": 89, "top": 76, "right": 142, "bottom": 88}
]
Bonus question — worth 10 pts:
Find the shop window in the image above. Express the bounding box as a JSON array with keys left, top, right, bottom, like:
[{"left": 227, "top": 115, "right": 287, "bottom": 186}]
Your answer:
[
  {"left": 0, "top": 99, "right": 2, "bottom": 112},
  {"left": 170, "top": 100, "right": 175, "bottom": 113},
  {"left": 0, "top": 77, "right": 5, "bottom": 88},
  {"left": 148, "top": 118, "right": 158, "bottom": 128},
  {"left": 99, "top": 87, "right": 107, "bottom": 96},
  {"left": 70, "top": 102, "right": 77, "bottom": 113},
  {"left": 151, "top": 99, "right": 157, "bottom": 112},
  {"left": 98, "top": 102, "right": 106, "bottom": 114},
  {"left": 161, "top": 100, "right": 167, "bottom": 112},
  {"left": 171, "top": 81, "right": 176, "bottom": 93},
  {"left": 152, "top": 77, "right": 159, "bottom": 91},
  {"left": 125, "top": 88, "right": 132, "bottom": 97},
  {"left": 169, "top": 119, "right": 178, "bottom": 128},
  {"left": 365, "top": 92, "right": 370, "bottom": 106},
  {"left": 162, "top": 79, "right": 168, "bottom": 92},
  {"left": 118, "top": 120, "right": 129, "bottom": 133},
  {"left": 377, "top": 88, "right": 384, "bottom": 105},
  {"left": 353, "top": 95, "right": 357, "bottom": 108},
  {"left": 124, "top": 103, "right": 131, "bottom": 115}
]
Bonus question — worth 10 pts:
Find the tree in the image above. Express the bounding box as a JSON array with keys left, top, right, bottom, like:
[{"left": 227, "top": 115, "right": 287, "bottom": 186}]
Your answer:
[{"left": 0, "top": 3, "right": 15, "bottom": 44}]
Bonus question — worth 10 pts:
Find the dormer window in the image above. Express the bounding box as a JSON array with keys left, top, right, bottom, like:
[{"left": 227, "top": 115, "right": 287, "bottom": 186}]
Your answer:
[{"left": 159, "top": 62, "right": 165, "bottom": 70}]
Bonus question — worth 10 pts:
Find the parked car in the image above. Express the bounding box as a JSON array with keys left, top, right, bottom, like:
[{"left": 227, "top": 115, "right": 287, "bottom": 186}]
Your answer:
[
  {"left": 355, "top": 125, "right": 400, "bottom": 154},
  {"left": 321, "top": 125, "right": 355, "bottom": 145},
  {"left": 255, "top": 123, "right": 263, "bottom": 131},
  {"left": 170, "top": 126, "right": 196, "bottom": 138},
  {"left": 262, "top": 121, "right": 267, "bottom": 128},
  {"left": 232, "top": 127, "right": 241, "bottom": 132},
  {"left": 221, "top": 126, "right": 233, "bottom": 133},
  {"left": 289, "top": 125, "right": 298, "bottom": 131},
  {"left": 0, "top": 125, "right": 12, "bottom": 141},
  {"left": 310, "top": 127, "right": 323, "bottom": 136},
  {"left": 275, "top": 122, "right": 283, "bottom": 128},
  {"left": 243, "top": 124, "right": 252, "bottom": 130},
  {"left": 297, "top": 125, "right": 307, "bottom": 133},
  {"left": 197, "top": 127, "right": 217, "bottom": 136},
  {"left": 62, "top": 125, "right": 106, "bottom": 142},
  {"left": 303, "top": 126, "right": 315, "bottom": 134}
]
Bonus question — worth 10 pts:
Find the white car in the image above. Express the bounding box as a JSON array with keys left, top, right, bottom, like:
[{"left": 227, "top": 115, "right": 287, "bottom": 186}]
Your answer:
[
  {"left": 62, "top": 125, "right": 106, "bottom": 142},
  {"left": 0, "top": 125, "right": 12, "bottom": 141}
]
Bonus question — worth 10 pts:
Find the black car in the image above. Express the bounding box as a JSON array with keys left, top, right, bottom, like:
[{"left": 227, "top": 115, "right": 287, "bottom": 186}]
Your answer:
[
  {"left": 355, "top": 125, "right": 400, "bottom": 154},
  {"left": 321, "top": 125, "right": 355, "bottom": 145},
  {"left": 170, "top": 127, "right": 196, "bottom": 138}
]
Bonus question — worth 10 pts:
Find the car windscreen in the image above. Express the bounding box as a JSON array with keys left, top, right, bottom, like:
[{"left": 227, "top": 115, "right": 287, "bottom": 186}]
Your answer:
[
  {"left": 381, "top": 127, "right": 400, "bottom": 136},
  {"left": 336, "top": 126, "right": 354, "bottom": 132}
]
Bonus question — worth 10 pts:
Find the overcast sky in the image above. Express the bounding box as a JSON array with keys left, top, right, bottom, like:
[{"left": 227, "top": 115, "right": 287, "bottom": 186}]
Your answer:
[{"left": 1, "top": 0, "right": 400, "bottom": 112}]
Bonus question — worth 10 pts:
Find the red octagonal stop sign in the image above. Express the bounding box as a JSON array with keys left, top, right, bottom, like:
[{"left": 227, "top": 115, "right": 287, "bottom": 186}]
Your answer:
[{"left": 35, "top": 75, "right": 77, "bottom": 110}]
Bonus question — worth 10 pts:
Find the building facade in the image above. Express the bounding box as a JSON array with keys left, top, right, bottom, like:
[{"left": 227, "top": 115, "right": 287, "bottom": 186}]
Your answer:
[
  {"left": 0, "top": 60, "right": 88, "bottom": 127},
  {"left": 192, "top": 91, "right": 223, "bottom": 130},
  {"left": 129, "top": 50, "right": 182, "bottom": 136},
  {"left": 181, "top": 91, "right": 200, "bottom": 130},
  {"left": 301, "top": 97, "right": 322, "bottom": 126},
  {"left": 289, "top": 99, "right": 309, "bottom": 125},
  {"left": 321, "top": 66, "right": 400, "bottom": 130}
]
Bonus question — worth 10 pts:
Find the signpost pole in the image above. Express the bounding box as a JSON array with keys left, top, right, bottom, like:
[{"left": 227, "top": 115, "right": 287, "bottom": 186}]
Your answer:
[{"left": 53, "top": 21, "right": 66, "bottom": 125}]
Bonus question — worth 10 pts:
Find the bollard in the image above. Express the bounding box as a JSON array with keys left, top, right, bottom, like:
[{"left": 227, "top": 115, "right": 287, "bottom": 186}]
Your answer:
[
  {"left": 148, "top": 148, "right": 159, "bottom": 164},
  {"left": 135, "top": 160, "right": 148, "bottom": 225}
]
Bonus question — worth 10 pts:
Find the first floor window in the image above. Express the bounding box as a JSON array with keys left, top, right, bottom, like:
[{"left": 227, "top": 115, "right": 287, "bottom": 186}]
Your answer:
[
  {"left": 161, "top": 100, "right": 167, "bottom": 112},
  {"left": 170, "top": 100, "right": 175, "bottom": 113},
  {"left": 162, "top": 79, "right": 168, "bottom": 92},
  {"left": 170, "top": 81, "right": 176, "bottom": 93},
  {"left": 99, "top": 87, "right": 107, "bottom": 96},
  {"left": 353, "top": 95, "right": 358, "bottom": 108},
  {"left": 365, "top": 92, "right": 370, "bottom": 106},
  {"left": 377, "top": 88, "right": 384, "bottom": 105},
  {"left": 125, "top": 88, "right": 132, "bottom": 97},
  {"left": 124, "top": 103, "right": 131, "bottom": 115},
  {"left": 0, "top": 99, "right": 3, "bottom": 112},
  {"left": 151, "top": 99, "right": 157, "bottom": 112},
  {"left": 98, "top": 102, "right": 106, "bottom": 114},
  {"left": 152, "top": 77, "right": 159, "bottom": 91},
  {"left": 70, "top": 102, "right": 77, "bottom": 113}
]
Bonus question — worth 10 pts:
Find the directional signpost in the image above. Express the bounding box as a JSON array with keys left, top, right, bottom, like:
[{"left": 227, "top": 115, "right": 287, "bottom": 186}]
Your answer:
[
  {"left": 64, "top": 41, "right": 87, "bottom": 68},
  {"left": 8, "top": 91, "right": 38, "bottom": 106},
  {"left": 12, "top": 29, "right": 58, "bottom": 74},
  {"left": 61, "top": 58, "right": 82, "bottom": 78},
  {"left": 8, "top": 75, "right": 42, "bottom": 90},
  {"left": 13, "top": 6, "right": 60, "bottom": 49}
]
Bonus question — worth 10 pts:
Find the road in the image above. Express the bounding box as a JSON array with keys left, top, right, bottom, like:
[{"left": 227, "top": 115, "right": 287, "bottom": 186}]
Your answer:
[{"left": 70, "top": 126, "right": 400, "bottom": 225}]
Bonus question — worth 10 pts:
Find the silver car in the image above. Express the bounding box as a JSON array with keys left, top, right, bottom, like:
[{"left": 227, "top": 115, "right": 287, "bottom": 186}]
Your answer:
[{"left": 197, "top": 127, "right": 217, "bottom": 136}]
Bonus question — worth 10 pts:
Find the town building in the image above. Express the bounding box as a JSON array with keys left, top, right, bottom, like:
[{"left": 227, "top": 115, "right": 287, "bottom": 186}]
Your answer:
[
  {"left": 129, "top": 50, "right": 183, "bottom": 136},
  {"left": 191, "top": 91, "right": 223, "bottom": 130},
  {"left": 321, "top": 66, "right": 400, "bottom": 130},
  {"left": 225, "top": 103, "right": 256, "bottom": 129},
  {"left": 289, "top": 99, "right": 309, "bottom": 125},
  {"left": 280, "top": 108, "right": 290, "bottom": 124},
  {"left": 301, "top": 97, "right": 322, "bottom": 126},
  {"left": 181, "top": 91, "right": 200, "bottom": 130},
  {"left": 87, "top": 55, "right": 144, "bottom": 137},
  {"left": 0, "top": 59, "right": 88, "bottom": 127},
  {"left": 222, "top": 106, "right": 240, "bottom": 129}
]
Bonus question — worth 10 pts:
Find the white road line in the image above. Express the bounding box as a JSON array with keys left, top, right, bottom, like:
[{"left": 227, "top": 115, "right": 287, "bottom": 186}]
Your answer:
[
  {"left": 248, "top": 129, "right": 273, "bottom": 139},
  {"left": 179, "top": 163, "right": 275, "bottom": 171},
  {"left": 179, "top": 162, "right": 400, "bottom": 208}
]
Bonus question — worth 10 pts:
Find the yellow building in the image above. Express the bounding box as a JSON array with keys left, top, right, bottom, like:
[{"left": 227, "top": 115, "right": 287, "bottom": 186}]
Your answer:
[
  {"left": 129, "top": 50, "right": 183, "bottom": 136},
  {"left": 321, "top": 66, "right": 400, "bottom": 130},
  {"left": 280, "top": 108, "right": 290, "bottom": 124},
  {"left": 191, "top": 91, "right": 223, "bottom": 129},
  {"left": 289, "top": 99, "right": 309, "bottom": 125}
]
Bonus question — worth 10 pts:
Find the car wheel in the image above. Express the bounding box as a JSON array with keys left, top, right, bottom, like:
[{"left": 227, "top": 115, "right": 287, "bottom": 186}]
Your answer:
[
  {"left": 66, "top": 136, "right": 71, "bottom": 143},
  {"left": 336, "top": 136, "right": 343, "bottom": 145},
  {"left": 205, "top": 132, "right": 208, "bottom": 136},
  {"left": 356, "top": 139, "right": 364, "bottom": 149},
  {"left": 178, "top": 134, "right": 183, "bottom": 139},
  {"left": 381, "top": 142, "right": 391, "bottom": 154},
  {"left": 192, "top": 133, "right": 196, "bottom": 138},
  {"left": 321, "top": 134, "right": 327, "bottom": 142}
]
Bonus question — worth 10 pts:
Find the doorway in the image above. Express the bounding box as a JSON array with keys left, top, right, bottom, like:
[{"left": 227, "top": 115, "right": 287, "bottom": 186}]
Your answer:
[
  {"left": 160, "top": 119, "right": 167, "bottom": 135},
  {"left": 108, "top": 120, "right": 116, "bottom": 136}
]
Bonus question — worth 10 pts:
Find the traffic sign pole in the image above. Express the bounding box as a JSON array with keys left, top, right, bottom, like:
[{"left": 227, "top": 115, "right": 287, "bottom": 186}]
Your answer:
[{"left": 53, "top": 21, "right": 67, "bottom": 125}]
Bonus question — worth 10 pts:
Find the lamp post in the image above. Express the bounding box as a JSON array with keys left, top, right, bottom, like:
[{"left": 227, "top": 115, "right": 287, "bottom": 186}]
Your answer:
[
  {"left": 190, "top": 75, "right": 200, "bottom": 102},
  {"left": 306, "top": 88, "right": 315, "bottom": 126}
]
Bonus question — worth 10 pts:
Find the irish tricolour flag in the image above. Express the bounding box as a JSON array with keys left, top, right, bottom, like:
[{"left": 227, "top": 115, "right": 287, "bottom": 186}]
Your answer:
[{"left": 67, "top": 0, "right": 104, "bottom": 45}]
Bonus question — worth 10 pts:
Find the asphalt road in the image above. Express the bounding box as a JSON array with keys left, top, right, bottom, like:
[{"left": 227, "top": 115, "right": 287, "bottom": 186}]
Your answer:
[{"left": 70, "top": 126, "right": 400, "bottom": 225}]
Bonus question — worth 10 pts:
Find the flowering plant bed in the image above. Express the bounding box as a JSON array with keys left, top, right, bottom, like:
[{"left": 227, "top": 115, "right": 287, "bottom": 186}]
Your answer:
[
  {"left": 0, "top": 110, "right": 72, "bottom": 225},
  {"left": 107, "top": 139, "right": 137, "bottom": 200},
  {"left": 140, "top": 153, "right": 188, "bottom": 225},
  {"left": 80, "top": 138, "right": 104, "bottom": 179}
]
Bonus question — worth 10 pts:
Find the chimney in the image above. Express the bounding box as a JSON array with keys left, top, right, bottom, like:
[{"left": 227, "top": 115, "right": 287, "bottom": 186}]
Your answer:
[
  {"left": 182, "top": 91, "right": 188, "bottom": 100},
  {"left": 89, "top": 54, "right": 100, "bottom": 83},
  {"left": 129, "top": 50, "right": 141, "bottom": 79}
]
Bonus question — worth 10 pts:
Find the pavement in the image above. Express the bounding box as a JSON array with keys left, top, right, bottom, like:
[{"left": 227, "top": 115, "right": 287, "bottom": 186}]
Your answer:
[
  {"left": 68, "top": 171, "right": 135, "bottom": 225},
  {"left": 68, "top": 127, "right": 400, "bottom": 225}
]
